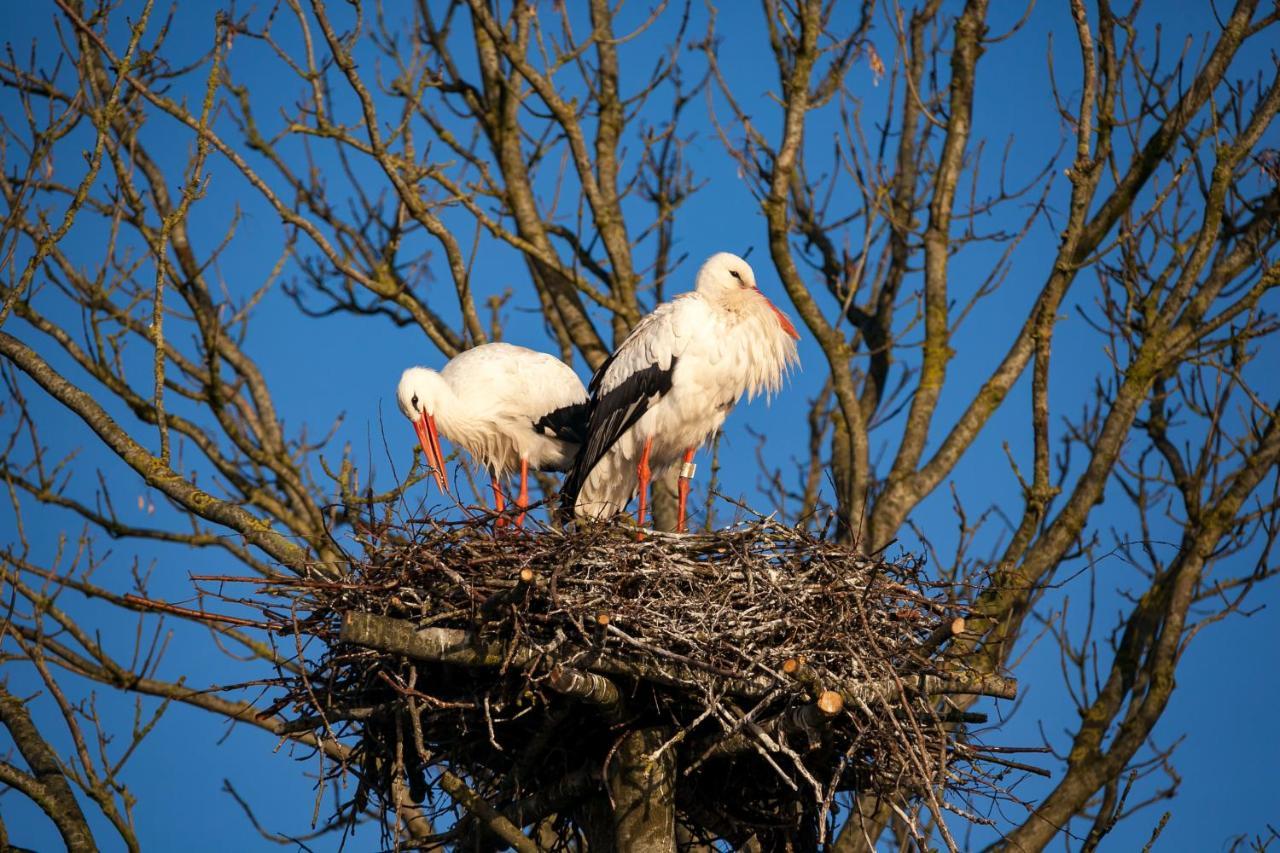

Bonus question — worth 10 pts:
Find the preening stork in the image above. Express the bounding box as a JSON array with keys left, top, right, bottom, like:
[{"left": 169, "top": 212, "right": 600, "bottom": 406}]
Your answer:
[
  {"left": 397, "top": 342, "right": 589, "bottom": 525},
  {"left": 561, "top": 252, "right": 800, "bottom": 530}
]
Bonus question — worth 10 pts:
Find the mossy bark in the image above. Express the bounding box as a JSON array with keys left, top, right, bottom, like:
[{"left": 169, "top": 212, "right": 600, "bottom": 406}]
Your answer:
[{"left": 607, "top": 727, "right": 677, "bottom": 853}]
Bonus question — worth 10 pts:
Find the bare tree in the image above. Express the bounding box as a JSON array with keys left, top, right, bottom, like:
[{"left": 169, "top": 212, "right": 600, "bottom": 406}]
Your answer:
[{"left": 1, "top": 0, "right": 1276, "bottom": 849}]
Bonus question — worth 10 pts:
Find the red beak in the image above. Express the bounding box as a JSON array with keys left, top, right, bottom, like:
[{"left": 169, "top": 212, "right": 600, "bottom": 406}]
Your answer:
[{"left": 413, "top": 411, "right": 450, "bottom": 495}]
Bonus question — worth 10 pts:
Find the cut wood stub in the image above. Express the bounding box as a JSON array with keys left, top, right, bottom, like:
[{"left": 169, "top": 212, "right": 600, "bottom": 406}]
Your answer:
[{"left": 548, "top": 665, "right": 625, "bottom": 719}]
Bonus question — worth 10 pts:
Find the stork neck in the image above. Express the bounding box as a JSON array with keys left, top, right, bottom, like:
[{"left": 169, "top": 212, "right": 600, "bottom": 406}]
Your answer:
[
  {"left": 711, "top": 287, "right": 770, "bottom": 322},
  {"left": 430, "top": 378, "right": 484, "bottom": 444}
]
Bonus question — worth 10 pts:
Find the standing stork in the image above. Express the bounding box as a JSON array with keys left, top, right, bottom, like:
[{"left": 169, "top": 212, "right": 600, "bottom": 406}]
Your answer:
[
  {"left": 561, "top": 252, "right": 800, "bottom": 530},
  {"left": 397, "top": 343, "right": 589, "bottom": 525}
]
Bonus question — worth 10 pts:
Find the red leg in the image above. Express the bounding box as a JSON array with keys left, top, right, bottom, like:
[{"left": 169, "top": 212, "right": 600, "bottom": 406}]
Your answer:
[
  {"left": 676, "top": 447, "right": 695, "bottom": 533},
  {"left": 491, "top": 474, "right": 506, "bottom": 527},
  {"left": 635, "top": 436, "right": 654, "bottom": 529},
  {"left": 515, "top": 458, "right": 529, "bottom": 528}
]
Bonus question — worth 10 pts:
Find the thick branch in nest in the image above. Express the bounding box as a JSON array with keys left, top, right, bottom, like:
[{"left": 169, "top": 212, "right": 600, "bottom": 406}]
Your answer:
[
  {"left": 339, "top": 612, "right": 1015, "bottom": 702},
  {"left": 339, "top": 611, "right": 780, "bottom": 695},
  {"left": 548, "top": 666, "right": 624, "bottom": 718}
]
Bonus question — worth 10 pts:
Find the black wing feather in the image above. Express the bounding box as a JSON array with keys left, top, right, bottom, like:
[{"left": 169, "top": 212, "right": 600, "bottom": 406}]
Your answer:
[
  {"left": 532, "top": 400, "right": 591, "bottom": 447},
  {"left": 586, "top": 348, "right": 619, "bottom": 396},
  {"left": 559, "top": 356, "right": 678, "bottom": 512}
]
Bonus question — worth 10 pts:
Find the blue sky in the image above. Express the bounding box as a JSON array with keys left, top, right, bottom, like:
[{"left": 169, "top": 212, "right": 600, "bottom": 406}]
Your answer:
[{"left": 2, "top": 1, "right": 1277, "bottom": 850}]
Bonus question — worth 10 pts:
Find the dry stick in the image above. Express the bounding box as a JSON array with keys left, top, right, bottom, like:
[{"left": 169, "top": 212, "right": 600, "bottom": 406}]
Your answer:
[
  {"left": 434, "top": 769, "right": 543, "bottom": 853},
  {"left": 501, "top": 768, "right": 597, "bottom": 832},
  {"left": 949, "top": 748, "right": 1050, "bottom": 779},
  {"left": 399, "top": 689, "right": 438, "bottom": 840},
  {"left": 704, "top": 692, "right": 845, "bottom": 758},
  {"left": 708, "top": 703, "right": 798, "bottom": 792},
  {"left": 603, "top": 622, "right": 747, "bottom": 681},
  {"left": 122, "top": 593, "right": 281, "bottom": 630},
  {"left": 452, "top": 767, "right": 596, "bottom": 849},
  {"left": 645, "top": 692, "right": 725, "bottom": 769}
]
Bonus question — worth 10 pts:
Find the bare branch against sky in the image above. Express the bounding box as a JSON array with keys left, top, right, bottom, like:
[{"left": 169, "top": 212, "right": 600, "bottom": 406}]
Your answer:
[{"left": 1, "top": 0, "right": 1276, "bottom": 849}]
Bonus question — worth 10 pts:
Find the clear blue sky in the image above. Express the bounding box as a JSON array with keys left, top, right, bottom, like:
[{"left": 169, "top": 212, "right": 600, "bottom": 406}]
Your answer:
[{"left": 2, "top": 2, "right": 1277, "bottom": 850}]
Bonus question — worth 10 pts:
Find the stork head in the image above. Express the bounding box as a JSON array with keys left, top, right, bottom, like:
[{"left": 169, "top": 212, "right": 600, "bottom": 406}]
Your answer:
[
  {"left": 695, "top": 252, "right": 800, "bottom": 340},
  {"left": 396, "top": 367, "right": 451, "bottom": 495},
  {"left": 696, "top": 252, "right": 758, "bottom": 294}
]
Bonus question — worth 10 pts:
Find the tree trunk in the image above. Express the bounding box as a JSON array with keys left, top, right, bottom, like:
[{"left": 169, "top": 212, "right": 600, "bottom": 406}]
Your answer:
[
  {"left": 575, "top": 794, "right": 617, "bottom": 852},
  {"left": 607, "top": 727, "right": 677, "bottom": 852},
  {"left": 651, "top": 467, "right": 680, "bottom": 532},
  {"left": 831, "top": 793, "right": 892, "bottom": 852}
]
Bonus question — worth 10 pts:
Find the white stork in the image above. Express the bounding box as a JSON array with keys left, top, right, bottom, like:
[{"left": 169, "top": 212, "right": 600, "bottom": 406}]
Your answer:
[
  {"left": 397, "top": 342, "right": 589, "bottom": 525},
  {"left": 562, "top": 252, "right": 800, "bottom": 530}
]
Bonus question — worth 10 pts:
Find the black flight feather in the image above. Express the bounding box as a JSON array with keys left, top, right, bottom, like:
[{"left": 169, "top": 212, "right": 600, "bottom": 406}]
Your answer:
[
  {"left": 559, "top": 355, "right": 678, "bottom": 514},
  {"left": 532, "top": 400, "right": 590, "bottom": 450}
]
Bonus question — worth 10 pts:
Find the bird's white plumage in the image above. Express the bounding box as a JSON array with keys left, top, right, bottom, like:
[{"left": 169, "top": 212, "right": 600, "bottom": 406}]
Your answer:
[
  {"left": 397, "top": 342, "right": 588, "bottom": 478},
  {"left": 567, "top": 253, "right": 800, "bottom": 521}
]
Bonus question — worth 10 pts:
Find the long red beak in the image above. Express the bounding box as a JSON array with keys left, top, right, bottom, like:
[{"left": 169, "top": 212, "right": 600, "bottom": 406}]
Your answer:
[
  {"left": 760, "top": 292, "right": 801, "bottom": 340},
  {"left": 413, "top": 411, "right": 450, "bottom": 495}
]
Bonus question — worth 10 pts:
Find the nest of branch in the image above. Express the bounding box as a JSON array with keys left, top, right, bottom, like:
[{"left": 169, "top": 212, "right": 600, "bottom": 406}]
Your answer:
[{"left": 258, "top": 516, "right": 1023, "bottom": 848}]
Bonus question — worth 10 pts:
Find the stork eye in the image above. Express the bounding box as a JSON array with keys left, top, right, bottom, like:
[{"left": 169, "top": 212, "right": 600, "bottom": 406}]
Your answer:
[
  {"left": 411, "top": 394, "right": 419, "bottom": 409},
  {"left": 729, "top": 270, "right": 742, "bottom": 280}
]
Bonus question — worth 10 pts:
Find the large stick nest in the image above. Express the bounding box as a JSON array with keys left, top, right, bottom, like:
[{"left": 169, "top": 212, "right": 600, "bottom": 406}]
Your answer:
[{"left": 254, "top": 516, "right": 1026, "bottom": 848}]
